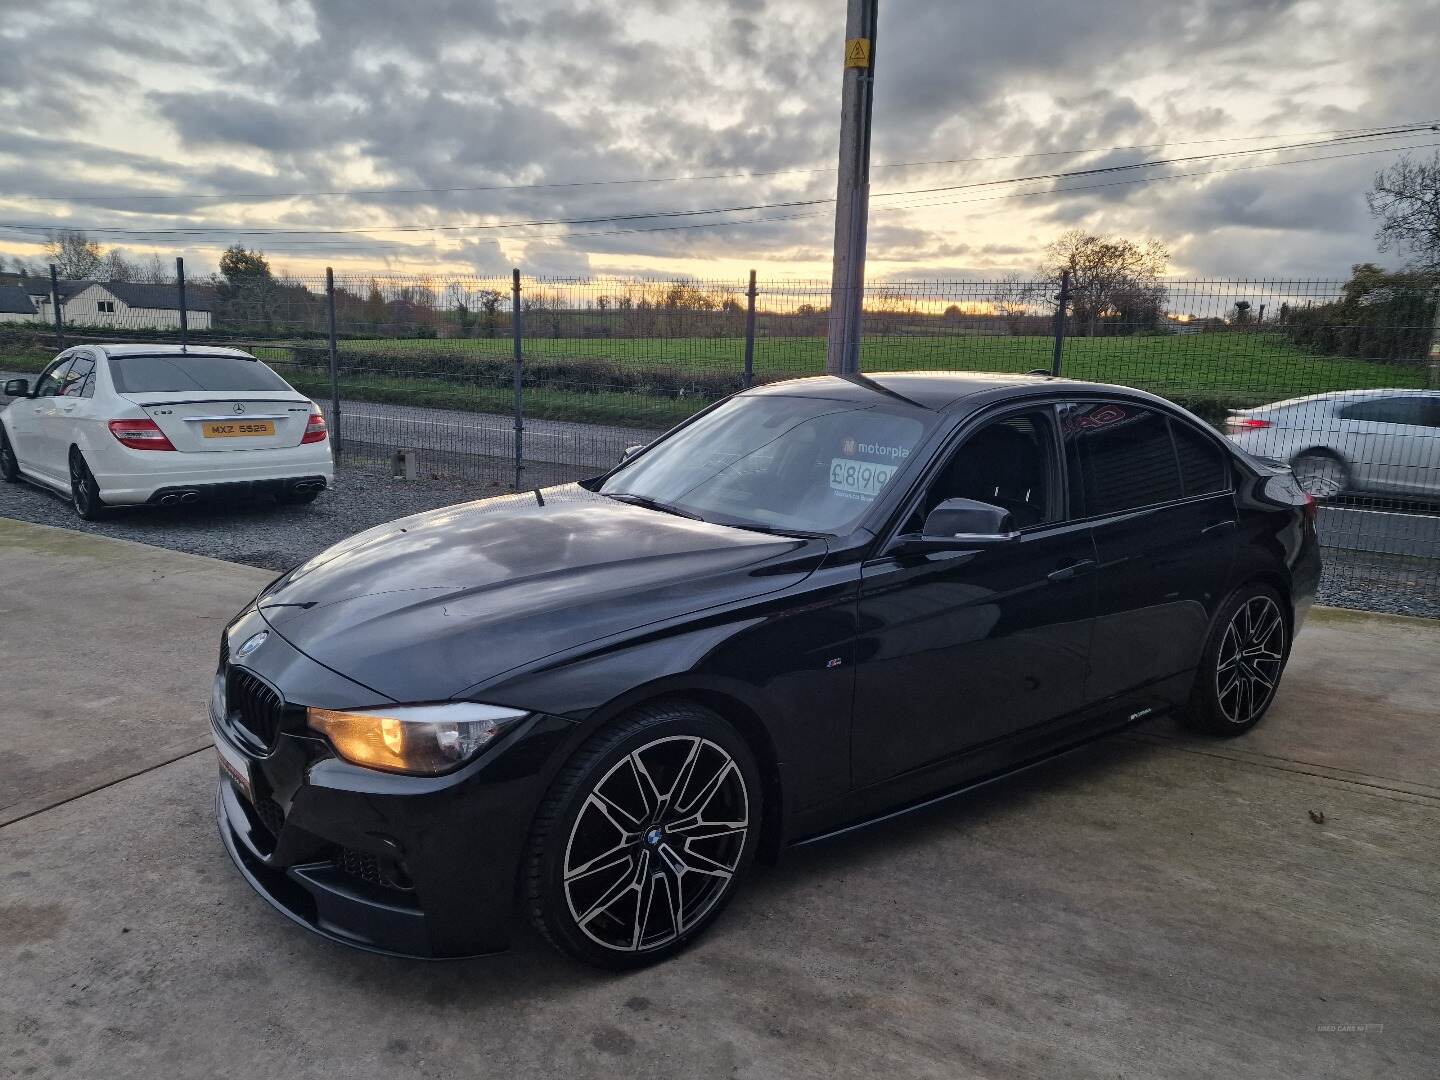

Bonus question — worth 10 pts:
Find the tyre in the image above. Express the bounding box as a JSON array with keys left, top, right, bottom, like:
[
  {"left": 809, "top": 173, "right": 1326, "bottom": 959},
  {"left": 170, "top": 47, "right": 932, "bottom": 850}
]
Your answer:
[
  {"left": 68, "top": 449, "right": 105, "bottom": 521},
  {"left": 1183, "top": 584, "right": 1290, "bottom": 736},
  {"left": 0, "top": 427, "right": 17, "bottom": 483},
  {"left": 524, "top": 700, "right": 761, "bottom": 970},
  {"left": 1291, "top": 450, "right": 1348, "bottom": 500}
]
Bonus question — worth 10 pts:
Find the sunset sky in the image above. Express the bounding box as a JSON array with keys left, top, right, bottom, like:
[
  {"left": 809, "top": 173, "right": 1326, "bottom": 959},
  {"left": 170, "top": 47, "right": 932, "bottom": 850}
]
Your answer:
[{"left": 1, "top": 0, "right": 1436, "bottom": 283}]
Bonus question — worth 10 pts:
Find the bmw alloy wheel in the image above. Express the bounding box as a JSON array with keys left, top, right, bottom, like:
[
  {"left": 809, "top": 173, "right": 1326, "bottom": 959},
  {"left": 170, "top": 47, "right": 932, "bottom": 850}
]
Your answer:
[
  {"left": 1215, "top": 594, "right": 1286, "bottom": 726},
  {"left": 561, "top": 735, "right": 750, "bottom": 955}
]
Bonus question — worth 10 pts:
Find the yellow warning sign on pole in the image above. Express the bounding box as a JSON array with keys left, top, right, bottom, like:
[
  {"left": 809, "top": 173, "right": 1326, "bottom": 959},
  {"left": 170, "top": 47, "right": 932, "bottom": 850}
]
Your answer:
[{"left": 845, "top": 37, "right": 871, "bottom": 68}]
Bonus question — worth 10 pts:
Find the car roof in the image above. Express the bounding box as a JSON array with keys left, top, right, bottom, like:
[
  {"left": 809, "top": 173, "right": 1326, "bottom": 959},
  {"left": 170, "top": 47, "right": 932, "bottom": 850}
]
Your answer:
[
  {"left": 92, "top": 344, "right": 257, "bottom": 359},
  {"left": 741, "top": 370, "right": 1165, "bottom": 411},
  {"left": 1244, "top": 387, "right": 1438, "bottom": 410}
]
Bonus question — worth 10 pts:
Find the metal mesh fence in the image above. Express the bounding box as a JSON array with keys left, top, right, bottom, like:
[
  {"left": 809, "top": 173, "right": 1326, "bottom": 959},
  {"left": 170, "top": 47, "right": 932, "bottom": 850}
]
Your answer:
[{"left": 0, "top": 267, "right": 1435, "bottom": 611}]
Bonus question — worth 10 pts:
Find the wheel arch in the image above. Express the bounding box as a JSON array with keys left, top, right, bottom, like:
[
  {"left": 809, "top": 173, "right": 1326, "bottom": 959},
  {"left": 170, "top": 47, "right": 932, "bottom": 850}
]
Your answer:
[{"left": 562, "top": 678, "right": 789, "bottom": 865}]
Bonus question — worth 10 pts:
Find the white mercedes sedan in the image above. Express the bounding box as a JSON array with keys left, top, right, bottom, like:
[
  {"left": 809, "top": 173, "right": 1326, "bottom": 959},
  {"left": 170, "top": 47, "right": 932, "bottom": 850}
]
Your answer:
[
  {"left": 1, "top": 345, "right": 333, "bottom": 519},
  {"left": 1224, "top": 388, "right": 1439, "bottom": 500}
]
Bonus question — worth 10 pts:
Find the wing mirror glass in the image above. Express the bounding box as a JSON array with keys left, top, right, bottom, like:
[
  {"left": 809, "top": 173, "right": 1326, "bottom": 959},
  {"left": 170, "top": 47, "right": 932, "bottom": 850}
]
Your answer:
[
  {"left": 4, "top": 378, "right": 29, "bottom": 397},
  {"left": 889, "top": 497, "right": 1020, "bottom": 555}
]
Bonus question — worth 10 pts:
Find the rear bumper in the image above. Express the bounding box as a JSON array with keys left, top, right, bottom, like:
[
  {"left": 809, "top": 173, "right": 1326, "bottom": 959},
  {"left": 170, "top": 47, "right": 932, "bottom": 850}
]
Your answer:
[
  {"left": 93, "top": 443, "right": 334, "bottom": 505},
  {"left": 148, "top": 475, "right": 328, "bottom": 505}
]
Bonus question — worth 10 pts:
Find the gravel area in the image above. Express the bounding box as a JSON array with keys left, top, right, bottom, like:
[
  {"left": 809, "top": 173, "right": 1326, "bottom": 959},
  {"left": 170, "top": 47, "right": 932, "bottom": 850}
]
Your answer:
[{"left": 0, "top": 461, "right": 517, "bottom": 571}]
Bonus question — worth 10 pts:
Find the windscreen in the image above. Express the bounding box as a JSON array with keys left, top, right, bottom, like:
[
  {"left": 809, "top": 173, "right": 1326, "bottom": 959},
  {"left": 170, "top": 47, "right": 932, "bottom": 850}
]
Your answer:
[
  {"left": 108, "top": 354, "right": 293, "bottom": 394},
  {"left": 601, "top": 394, "right": 934, "bottom": 535}
]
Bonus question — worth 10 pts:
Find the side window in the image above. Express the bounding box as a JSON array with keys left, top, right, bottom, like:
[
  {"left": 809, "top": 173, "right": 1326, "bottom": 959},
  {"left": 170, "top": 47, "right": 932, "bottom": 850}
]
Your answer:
[
  {"left": 1419, "top": 399, "right": 1440, "bottom": 429},
  {"left": 1171, "top": 419, "right": 1230, "bottom": 496},
  {"left": 59, "top": 354, "right": 95, "bottom": 398},
  {"left": 1338, "top": 398, "right": 1426, "bottom": 425},
  {"left": 32, "top": 357, "right": 73, "bottom": 397},
  {"left": 908, "top": 409, "right": 1059, "bottom": 531},
  {"left": 1064, "top": 402, "right": 1182, "bottom": 516}
]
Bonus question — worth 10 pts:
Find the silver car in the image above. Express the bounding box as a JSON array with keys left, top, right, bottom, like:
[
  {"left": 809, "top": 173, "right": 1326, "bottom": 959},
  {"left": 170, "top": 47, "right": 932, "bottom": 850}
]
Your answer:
[{"left": 1224, "top": 389, "right": 1440, "bottom": 500}]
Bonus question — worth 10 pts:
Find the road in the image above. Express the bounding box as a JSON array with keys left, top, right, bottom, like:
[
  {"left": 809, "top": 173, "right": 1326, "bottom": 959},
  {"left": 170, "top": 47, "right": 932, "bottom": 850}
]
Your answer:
[
  {"left": 327, "top": 397, "right": 663, "bottom": 471},
  {"left": 4, "top": 518, "right": 1439, "bottom": 1079}
]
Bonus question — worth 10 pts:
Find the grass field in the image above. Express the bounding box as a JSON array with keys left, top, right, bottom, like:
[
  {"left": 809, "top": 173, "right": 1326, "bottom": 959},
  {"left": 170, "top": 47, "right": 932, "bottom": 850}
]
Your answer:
[{"left": 6, "top": 330, "right": 1429, "bottom": 430}]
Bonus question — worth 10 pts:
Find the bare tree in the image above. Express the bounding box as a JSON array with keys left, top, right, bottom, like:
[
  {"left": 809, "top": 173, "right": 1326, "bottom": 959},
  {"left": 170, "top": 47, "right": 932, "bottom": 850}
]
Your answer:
[
  {"left": 43, "top": 229, "right": 104, "bottom": 279},
  {"left": 101, "top": 249, "right": 137, "bottom": 282},
  {"left": 136, "top": 253, "right": 171, "bottom": 284},
  {"left": 1367, "top": 151, "right": 1440, "bottom": 274},
  {"left": 1041, "top": 230, "right": 1169, "bottom": 335}
]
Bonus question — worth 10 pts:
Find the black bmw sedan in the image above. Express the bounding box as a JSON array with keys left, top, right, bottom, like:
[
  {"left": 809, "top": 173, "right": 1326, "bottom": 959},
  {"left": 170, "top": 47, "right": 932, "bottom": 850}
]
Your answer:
[{"left": 212, "top": 372, "right": 1319, "bottom": 968}]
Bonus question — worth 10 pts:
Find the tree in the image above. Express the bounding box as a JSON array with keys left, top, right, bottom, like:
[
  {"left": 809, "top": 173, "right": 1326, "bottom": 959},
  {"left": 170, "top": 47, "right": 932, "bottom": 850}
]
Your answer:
[
  {"left": 1041, "top": 230, "right": 1169, "bottom": 335},
  {"left": 219, "top": 245, "right": 273, "bottom": 288},
  {"left": 1281, "top": 263, "right": 1433, "bottom": 361},
  {"left": 101, "top": 249, "right": 137, "bottom": 282},
  {"left": 137, "top": 253, "right": 170, "bottom": 284},
  {"left": 1367, "top": 151, "right": 1440, "bottom": 274},
  {"left": 477, "top": 289, "right": 503, "bottom": 337},
  {"left": 43, "top": 230, "right": 103, "bottom": 279},
  {"left": 1231, "top": 300, "right": 1252, "bottom": 326}
]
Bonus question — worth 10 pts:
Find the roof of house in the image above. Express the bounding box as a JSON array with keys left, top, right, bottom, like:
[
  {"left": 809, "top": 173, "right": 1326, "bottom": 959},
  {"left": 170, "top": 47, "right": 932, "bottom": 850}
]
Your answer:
[
  {"left": 0, "top": 285, "right": 37, "bottom": 315},
  {"left": 95, "top": 281, "right": 216, "bottom": 313},
  {"left": 13, "top": 276, "right": 90, "bottom": 301}
]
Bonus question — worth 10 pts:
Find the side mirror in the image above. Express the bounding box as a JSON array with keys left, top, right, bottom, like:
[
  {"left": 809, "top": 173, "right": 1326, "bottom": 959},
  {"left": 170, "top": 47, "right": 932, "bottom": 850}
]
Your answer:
[
  {"left": 888, "top": 498, "right": 1020, "bottom": 555},
  {"left": 620, "top": 443, "right": 644, "bottom": 463},
  {"left": 4, "top": 378, "right": 29, "bottom": 397}
]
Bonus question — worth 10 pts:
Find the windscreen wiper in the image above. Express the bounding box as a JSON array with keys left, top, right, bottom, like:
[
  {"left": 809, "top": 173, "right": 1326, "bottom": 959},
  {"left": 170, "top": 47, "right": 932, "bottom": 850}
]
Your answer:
[
  {"left": 724, "top": 521, "right": 830, "bottom": 539},
  {"left": 604, "top": 492, "right": 706, "bottom": 521}
]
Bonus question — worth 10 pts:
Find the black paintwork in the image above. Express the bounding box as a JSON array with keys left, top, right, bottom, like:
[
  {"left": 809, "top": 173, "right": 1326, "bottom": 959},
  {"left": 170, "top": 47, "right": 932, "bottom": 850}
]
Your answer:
[{"left": 213, "top": 372, "right": 1320, "bottom": 958}]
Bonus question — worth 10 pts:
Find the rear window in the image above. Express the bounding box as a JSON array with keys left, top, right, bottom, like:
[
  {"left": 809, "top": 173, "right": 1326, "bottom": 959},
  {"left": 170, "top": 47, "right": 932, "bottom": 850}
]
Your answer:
[
  {"left": 1065, "top": 403, "right": 1183, "bottom": 515},
  {"left": 108, "top": 354, "right": 292, "bottom": 394}
]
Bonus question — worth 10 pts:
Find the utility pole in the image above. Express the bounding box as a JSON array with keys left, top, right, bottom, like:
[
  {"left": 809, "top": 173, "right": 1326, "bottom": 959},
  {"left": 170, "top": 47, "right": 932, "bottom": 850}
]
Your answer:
[
  {"left": 175, "top": 256, "right": 188, "bottom": 350},
  {"left": 825, "top": 0, "right": 879, "bottom": 376}
]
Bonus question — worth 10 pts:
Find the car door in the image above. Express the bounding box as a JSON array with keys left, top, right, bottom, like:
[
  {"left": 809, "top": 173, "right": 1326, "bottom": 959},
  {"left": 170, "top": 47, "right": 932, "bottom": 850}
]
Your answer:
[
  {"left": 40, "top": 350, "right": 97, "bottom": 471},
  {"left": 11, "top": 355, "right": 72, "bottom": 478},
  {"left": 1334, "top": 395, "right": 1437, "bottom": 495},
  {"left": 1063, "top": 400, "right": 1238, "bottom": 703},
  {"left": 850, "top": 406, "right": 1098, "bottom": 788}
]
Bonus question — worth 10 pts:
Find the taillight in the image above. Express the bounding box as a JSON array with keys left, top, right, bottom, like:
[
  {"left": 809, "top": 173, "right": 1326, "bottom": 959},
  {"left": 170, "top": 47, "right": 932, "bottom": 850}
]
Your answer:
[
  {"left": 1302, "top": 492, "right": 1318, "bottom": 524},
  {"left": 1224, "top": 416, "right": 1272, "bottom": 432},
  {"left": 109, "top": 418, "right": 176, "bottom": 451},
  {"left": 301, "top": 408, "right": 328, "bottom": 444}
]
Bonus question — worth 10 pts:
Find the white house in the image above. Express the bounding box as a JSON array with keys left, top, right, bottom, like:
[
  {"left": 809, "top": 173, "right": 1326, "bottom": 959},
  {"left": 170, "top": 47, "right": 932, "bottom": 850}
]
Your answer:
[
  {"left": 64, "top": 282, "right": 214, "bottom": 330},
  {"left": 0, "top": 284, "right": 39, "bottom": 323},
  {"left": 0, "top": 277, "right": 214, "bottom": 330}
]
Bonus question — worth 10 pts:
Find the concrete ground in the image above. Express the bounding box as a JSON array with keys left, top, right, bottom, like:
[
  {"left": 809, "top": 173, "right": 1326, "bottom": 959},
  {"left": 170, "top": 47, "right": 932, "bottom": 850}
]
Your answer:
[{"left": 1, "top": 520, "right": 1437, "bottom": 1080}]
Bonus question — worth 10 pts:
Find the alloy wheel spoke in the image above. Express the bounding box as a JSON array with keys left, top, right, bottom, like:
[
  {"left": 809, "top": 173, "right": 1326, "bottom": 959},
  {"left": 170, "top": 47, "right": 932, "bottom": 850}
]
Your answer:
[
  {"left": 565, "top": 844, "right": 631, "bottom": 884},
  {"left": 588, "top": 789, "right": 645, "bottom": 835},
  {"left": 577, "top": 849, "right": 647, "bottom": 927},
  {"left": 675, "top": 756, "right": 735, "bottom": 819}
]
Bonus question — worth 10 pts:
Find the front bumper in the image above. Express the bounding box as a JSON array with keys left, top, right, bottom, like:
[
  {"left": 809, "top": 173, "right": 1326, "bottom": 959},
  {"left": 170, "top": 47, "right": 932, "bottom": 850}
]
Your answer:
[{"left": 211, "top": 606, "right": 581, "bottom": 959}]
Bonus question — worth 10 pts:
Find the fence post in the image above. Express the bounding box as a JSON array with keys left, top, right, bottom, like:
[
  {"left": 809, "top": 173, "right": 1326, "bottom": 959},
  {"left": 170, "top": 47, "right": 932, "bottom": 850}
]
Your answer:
[
  {"left": 175, "top": 257, "right": 189, "bottom": 350},
  {"left": 743, "top": 270, "right": 757, "bottom": 388},
  {"left": 49, "top": 264, "right": 63, "bottom": 350},
  {"left": 1426, "top": 283, "right": 1440, "bottom": 390},
  {"left": 512, "top": 268, "right": 524, "bottom": 492},
  {"left": 325, "top": 267, "right": 341, "bottom": 453},
  {"left": 1050, "top": 270, "right": 1071, "bottom": 376}
]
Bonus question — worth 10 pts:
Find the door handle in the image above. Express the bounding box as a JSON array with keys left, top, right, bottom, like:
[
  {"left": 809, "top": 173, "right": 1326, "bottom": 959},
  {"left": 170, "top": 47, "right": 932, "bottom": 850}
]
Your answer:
[
  {"left": 58, "top": 403, "right": 77, "bottom": 413},
  {"left": 1047, "top": 558, "right": 1096, "bottom": 582},
  {"left": 1201, "top": 519, "right": 1236, "bottom": 536}
]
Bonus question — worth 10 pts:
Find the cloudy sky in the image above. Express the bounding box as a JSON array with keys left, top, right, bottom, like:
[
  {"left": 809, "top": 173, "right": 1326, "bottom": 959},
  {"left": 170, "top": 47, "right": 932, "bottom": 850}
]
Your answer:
[{"left": 0, "top": 0, "right": 1436, "bottom": 283}]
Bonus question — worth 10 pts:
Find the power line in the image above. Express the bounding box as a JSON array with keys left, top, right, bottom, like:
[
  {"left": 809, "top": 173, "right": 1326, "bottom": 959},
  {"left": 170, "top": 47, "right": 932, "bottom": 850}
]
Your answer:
[
  {"left": 2, "top": 136, "right": 1429, "bottom": 253},
  {"left": 0, "top": 126, "right": 1426, "bottom": 242},
  {"left": 2, "top": 122, "right": 1432, "bottom": 205}
]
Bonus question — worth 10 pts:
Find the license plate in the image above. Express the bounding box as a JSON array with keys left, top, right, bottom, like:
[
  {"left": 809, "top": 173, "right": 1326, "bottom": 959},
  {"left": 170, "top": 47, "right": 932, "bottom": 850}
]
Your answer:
[
  {"left": 202, "top": 420, "right": 275, "bottom": 438},
  {"left": 215, "top": 734, "right": 255, "bottom": 806}
]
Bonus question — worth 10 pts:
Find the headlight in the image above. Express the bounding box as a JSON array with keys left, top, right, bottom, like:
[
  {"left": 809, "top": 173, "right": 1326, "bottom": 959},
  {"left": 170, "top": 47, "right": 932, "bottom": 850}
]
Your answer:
[{"left": 306, "top": 702, "right": 528, "bottom": 775}]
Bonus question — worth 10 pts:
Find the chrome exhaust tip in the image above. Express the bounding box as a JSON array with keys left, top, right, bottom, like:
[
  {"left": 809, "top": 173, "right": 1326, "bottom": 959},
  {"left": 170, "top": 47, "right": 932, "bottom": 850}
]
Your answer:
[
  {"left": 159, "top": 493, "right": 180, "bottom": 506},
  {"left": 180, "top": 491, "right": 200, "bottom": 504}
]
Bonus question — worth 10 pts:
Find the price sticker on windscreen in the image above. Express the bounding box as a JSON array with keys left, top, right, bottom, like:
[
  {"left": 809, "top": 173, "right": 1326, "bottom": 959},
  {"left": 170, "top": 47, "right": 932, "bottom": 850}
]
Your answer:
[{"left": 829, "top": 457, "right": 897, "bottom": 499}]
